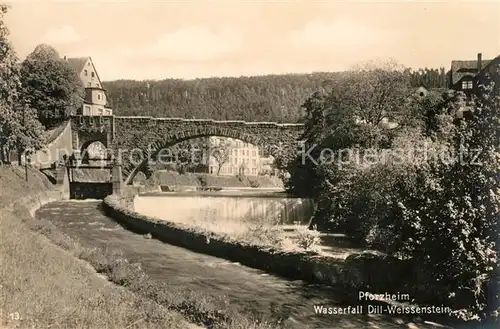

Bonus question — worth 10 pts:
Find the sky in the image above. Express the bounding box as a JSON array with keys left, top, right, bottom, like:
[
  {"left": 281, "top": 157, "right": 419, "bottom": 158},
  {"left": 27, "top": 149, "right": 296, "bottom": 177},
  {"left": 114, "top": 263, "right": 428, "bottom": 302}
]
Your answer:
[{"left": 4, "top": 0, "right": 500, "bottom": 81}]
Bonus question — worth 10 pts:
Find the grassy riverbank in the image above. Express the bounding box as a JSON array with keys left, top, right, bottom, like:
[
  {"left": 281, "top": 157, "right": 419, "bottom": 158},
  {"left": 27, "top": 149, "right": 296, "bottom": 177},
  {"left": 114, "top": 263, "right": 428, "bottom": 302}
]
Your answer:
[
  {"left": 0, "top": 166, "right": 196, "bottom": 329},
  {"left": 0, "top": 166, "right": 279, "bottom": 329}
]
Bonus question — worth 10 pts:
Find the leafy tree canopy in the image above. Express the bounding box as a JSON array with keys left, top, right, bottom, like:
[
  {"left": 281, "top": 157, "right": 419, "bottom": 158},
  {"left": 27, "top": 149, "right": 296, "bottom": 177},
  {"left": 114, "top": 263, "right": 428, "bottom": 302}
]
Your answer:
[
  {"left": 20, "top": 44, "right": 84, "bottom": 128},
  {"left": 0, "top": 4, "right": 44, "bottom": 163}
]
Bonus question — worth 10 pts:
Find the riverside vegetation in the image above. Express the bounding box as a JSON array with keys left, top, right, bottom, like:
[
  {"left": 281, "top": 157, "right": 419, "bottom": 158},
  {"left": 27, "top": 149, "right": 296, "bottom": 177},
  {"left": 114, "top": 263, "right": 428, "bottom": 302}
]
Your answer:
[
  {"left": 283, "top": 64, "right": 499, "bottom": 323},
  {"left": 1, "top": 2, "right": 498, "bottom": 327}
]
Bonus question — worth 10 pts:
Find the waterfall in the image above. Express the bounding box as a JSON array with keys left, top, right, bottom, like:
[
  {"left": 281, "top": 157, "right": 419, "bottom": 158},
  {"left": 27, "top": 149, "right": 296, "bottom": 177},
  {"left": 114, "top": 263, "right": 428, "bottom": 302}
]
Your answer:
[{"left": 134, "top": 195, "right": 315, "bottom": 230}]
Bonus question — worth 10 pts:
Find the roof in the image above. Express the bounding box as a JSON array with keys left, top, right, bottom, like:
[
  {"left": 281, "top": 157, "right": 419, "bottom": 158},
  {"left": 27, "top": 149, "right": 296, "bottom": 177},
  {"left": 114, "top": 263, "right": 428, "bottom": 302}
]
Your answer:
[
  {"left": 450, "top": 58, "right": 493, "bottom": 85},
  {"left": 85, "top": 86, "right": 107, "bottom": 91},
  {"left": 478, "top": 55, "right": 500, "bottom": 75},
  {"left": 66, "top": 57, "right": 89, "bottom": 74}
]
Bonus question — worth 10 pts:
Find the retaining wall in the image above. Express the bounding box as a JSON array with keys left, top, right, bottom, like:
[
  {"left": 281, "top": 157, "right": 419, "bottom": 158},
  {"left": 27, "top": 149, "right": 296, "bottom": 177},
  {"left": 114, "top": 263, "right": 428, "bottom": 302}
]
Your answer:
[
  {"left": 31, "top": 121, "right": 73, "bottom": 169},
  {"left": 102, "top": 195, "right": 414, "bottom": 294}
]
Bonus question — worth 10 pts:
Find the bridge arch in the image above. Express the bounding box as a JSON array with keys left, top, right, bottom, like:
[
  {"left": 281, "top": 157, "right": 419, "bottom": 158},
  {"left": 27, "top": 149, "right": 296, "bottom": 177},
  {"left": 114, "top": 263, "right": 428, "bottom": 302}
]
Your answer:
[
  {"left": 122, "top": 127, "right": 292, "bottom": 185},
  {"left": 80, "top": 140, "right": 109, "bottom": 164}
]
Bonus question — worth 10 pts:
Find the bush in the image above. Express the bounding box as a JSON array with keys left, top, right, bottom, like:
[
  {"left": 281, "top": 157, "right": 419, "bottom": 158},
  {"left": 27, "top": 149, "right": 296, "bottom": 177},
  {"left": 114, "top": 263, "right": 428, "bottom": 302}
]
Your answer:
[
  {"left": 198, "top": 175, "right": 208, "bottom": 187},
  {"left": 295, "top": 66, "right": 499, "bottom": 321},
  {"left": 290, "top": 225, "right": 321, "bottom": 251},
  {"left": 248, "top": 177, "right": 261, "bottom": 188}
]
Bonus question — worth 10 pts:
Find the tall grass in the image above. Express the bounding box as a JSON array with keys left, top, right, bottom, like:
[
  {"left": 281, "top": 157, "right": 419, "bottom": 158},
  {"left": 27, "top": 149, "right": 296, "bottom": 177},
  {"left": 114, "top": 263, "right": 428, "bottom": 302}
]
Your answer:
[
  {"left": 0, "top": 166, "right": 282, "bottom": 329},
  {"left": 1, "top": 202, "right": 190, "bottom": 329}
]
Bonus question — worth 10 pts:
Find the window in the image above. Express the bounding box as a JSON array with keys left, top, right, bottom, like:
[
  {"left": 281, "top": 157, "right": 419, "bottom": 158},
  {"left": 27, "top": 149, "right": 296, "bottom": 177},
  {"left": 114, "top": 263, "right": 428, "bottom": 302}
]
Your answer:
[
  {"left": 252, "top": 159, "right": 256, "bottom": 165},
  {"left": 252, "top": 168, "right": 256, "bottom": 175},
  {"left": 97, "top": 94, "right": 101, "bottom": 100},
  {"left": 462, "top": 80, "right": 473, "bottom": 90},
  {"left": 84, "top": 70, "right": 88, "bottom": 76},
  {"left": 91, "top": 72, "right": 95, "bottom": 78},
  {"left": 98, "top": 108, "right": 103, "bottom": 116},
  {"left": 84, "top": 105, "right": 91, "bottom": 115}
]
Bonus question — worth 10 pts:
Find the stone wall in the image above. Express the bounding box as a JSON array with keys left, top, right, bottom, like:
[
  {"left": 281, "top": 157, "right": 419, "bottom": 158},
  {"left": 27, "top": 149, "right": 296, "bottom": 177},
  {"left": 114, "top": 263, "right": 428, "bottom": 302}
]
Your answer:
[
  {"left": 31, "top": 121, "right": 73, "bottom": 169},
  {"left": 113, "top": 118, "right": 303, "bottom": 184},
  {"left": 102, "top": 195, "right": 422, "bottom": 296},
  {"left": 70, "top": 115, "right": 304, "bottom": 184}
]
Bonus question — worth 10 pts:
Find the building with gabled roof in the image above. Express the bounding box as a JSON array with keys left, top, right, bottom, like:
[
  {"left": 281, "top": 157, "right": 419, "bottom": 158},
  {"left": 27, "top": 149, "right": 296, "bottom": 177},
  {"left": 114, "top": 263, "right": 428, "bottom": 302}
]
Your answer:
[
  {"left": 64, "top": 56, "right": 113, "bottom": 116},
  {"left": 449, "top": 53, "right": 493, "bottom": 95},
  {"left": 476, "top": 54, "right": 500, "bottom": 95},
  {"left": 447, "top": 53, "right": 499, "bottom": 119}
]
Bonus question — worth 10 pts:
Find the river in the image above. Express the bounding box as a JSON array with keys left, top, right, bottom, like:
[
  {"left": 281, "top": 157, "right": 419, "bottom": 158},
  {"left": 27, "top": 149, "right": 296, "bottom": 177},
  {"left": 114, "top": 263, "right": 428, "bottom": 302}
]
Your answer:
[{"left": 35, "top": 194, "right": 452, "bottom": 329}]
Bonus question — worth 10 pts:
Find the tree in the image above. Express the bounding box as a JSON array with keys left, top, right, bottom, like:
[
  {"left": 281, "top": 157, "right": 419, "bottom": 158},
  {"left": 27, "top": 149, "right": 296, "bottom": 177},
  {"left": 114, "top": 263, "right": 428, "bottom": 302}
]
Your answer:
[
  {"left": 0, "top": 4, "right": 44, "bottom": 164},
  {"left": 287, "top": 61, "right": 417, "bottom": 198},
  {"left": 337, "top": 60, "right": 414, "bottom": 146},
  {"left": 208, "top": 138, "right": 235, "bottom": 175},
  {"left": 389, "top": 82, "right": 499, "bottom": 320},
  {"left": 20, "top": 44, "right": 84, "bottom": 128}
]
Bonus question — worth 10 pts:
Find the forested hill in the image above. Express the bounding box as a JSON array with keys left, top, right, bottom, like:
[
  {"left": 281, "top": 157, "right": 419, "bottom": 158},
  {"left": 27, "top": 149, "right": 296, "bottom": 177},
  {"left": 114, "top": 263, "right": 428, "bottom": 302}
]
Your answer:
[
  {"left": 102, "top": 68, "right": 447, "bottom": 123},
  {"left": 102, "top": 73, "right": 341, "bottom": 122}
]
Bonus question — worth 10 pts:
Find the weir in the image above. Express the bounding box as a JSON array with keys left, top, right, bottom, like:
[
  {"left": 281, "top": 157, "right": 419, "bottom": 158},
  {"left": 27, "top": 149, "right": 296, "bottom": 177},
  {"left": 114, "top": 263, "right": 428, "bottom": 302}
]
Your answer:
[{"left": 133, "top": 194, "right": 315, "bottom": 228}]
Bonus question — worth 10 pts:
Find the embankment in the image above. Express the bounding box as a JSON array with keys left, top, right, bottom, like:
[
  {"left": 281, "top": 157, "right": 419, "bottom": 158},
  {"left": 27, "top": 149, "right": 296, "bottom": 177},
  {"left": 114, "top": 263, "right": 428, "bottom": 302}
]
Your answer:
[
  {"left": 103, "top": 195, "right": 411, "bottom": 294},
  {"left": 103, "top": 195, "right": 473, "bottom": 327},
  {"left": 0, "top": 166, "right": 200, "bottom": 329}
]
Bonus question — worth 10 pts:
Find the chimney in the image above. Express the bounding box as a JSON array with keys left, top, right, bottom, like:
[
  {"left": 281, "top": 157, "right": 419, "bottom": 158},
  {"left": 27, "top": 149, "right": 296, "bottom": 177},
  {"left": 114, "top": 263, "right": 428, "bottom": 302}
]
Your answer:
[{"left": 477, "top": 53, "right": 482, "bottom": 72}]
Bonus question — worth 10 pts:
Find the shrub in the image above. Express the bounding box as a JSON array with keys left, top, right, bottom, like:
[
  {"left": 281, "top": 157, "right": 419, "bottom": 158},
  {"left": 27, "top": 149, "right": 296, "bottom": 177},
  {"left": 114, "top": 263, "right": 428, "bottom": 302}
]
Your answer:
[
  {"left": 297, "top": 67, "right": 499, "bottom": 320},
  {"left": 236, "top": 172, "right": 245, "bottom": 182},
  {"left": 248, "top": 177, "right": 261, "bottom": 188},
  {"left": 198, "top": 175, "right": 208, "bottom": 187},
  {"left": 245, "top": 224, "right": 286, "bottom": 247},
  {"left": 290, "top": 225, "right": 321, "bottom": 251}
]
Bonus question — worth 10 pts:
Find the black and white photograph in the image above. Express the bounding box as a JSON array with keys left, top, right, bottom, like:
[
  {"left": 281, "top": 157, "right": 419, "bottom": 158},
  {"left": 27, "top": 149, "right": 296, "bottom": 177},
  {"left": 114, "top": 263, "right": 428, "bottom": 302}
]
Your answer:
[{"left": 0, "top": 1, "right": 498, "bottom": 329}]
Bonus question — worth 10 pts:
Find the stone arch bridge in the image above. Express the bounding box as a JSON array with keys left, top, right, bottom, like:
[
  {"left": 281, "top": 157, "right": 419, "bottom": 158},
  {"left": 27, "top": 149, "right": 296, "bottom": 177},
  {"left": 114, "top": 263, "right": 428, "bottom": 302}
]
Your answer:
[{"left": 70, "top": 115, "right": 304, "bottom": 185}]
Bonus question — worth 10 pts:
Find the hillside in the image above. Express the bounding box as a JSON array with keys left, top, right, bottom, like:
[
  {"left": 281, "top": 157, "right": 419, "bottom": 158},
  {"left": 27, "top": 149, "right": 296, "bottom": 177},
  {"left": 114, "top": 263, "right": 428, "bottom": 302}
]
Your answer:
[
  {"left": 102, "top": 69, "right": 447, "bottom": 122},
  {"left": 103, "top": 73, "right": 340, "bottom": 122}
]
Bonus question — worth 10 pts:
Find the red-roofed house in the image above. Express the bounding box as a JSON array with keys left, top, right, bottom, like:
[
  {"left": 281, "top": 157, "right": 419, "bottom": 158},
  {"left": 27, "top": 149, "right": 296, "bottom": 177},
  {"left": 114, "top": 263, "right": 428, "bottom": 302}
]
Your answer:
[{"left": 64, "top": 56, "right": 113, "bottom": 116}]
